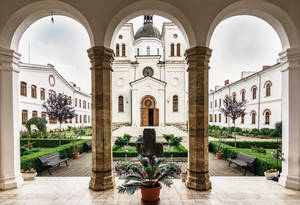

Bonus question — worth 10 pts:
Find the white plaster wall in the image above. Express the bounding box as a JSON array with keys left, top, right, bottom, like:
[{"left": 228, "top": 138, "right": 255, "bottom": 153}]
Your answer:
[
  {"left": 19, "top": 64, "right": 91, "bottom": 131},
  {"left": 209, "top": 64, "right": 282, "bottom": 129},
  {"left": 134, "top": 38, "right": 163, "bottom": 58}
]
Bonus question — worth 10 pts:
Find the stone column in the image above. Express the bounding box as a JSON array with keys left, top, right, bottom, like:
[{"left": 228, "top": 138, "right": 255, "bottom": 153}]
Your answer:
[
  {"left": 279, "top": 47, "right": 300, "bottom": 190},
  {"left": 88, "top": 46, "right": 114, "bottom": 191},
  {"left": 185, "top": 46, "right": 211, "bottom": 191},
  {"left": 0, "top": 47, "right": 23, "bottom": 190}
]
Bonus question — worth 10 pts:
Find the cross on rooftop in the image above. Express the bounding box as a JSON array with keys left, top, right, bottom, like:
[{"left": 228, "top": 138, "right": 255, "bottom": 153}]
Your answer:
[{"left": 136, "top": 128, "right": 163, "bottom": 158}]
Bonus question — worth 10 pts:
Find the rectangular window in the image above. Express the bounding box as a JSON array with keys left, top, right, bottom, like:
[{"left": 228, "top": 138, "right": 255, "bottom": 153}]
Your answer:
[
  {"left": 32, "top": 110, "right": 38, "bottom": 118},
  {"left": 31, "top": 85, "right": 37, "bottom": 98},
  {"left": 41, "top": 112, "right": 46, "bottom": 119},
  {"left": 241, "top": 114, "right": 245, "bottom": 124},
  {"left": 215, "top": 100, "right": 217, "bottom": 107},
  {"left": 40, "top": 88, "right": 45, "bottom": 100},
  {"left": 20, "top": 82, "right": 27, "bottom": 96},
  {"left": 76, "top": 116, "right": 78, "bottom": 123},
  {"left": 75, "top": 98, "right": 77, "bottom": 107},
  {"left": 22, "top": 110, "right": 28, "bottom": 125},
  {"left": 219, "top": 114, "right": 221, "bottom": 123},
  {"left": 80, "top": 115, "right": 82, "bottom": 123},
  {"left": 219, "top": 99, "right": 221, "bottom": 107},
  {"left": 79, "top": 100, "right": 81, "bottom": 108},
  {"left": 49, "top": 114, "right": 57, "bottom": 124},
  {"left": 88, "top": 115, "right": 90, "bottom": 123},
  {"left": 214, "top": 114, "right": 217, "bottom": 122},
  {"left": 84, "top": 115, "right": 87, "bottom": 123}
]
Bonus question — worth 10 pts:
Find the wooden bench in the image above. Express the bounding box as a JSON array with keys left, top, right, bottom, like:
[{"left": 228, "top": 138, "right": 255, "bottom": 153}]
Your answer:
[
  {"left": 38, "top": 152, "right": 69, "bottom": 175},
  {"left": 85, "top": 141, "right": 92, "bottom": 152},
  {"left": 228, "top": 152, "right": 256, "bottom": 176}
]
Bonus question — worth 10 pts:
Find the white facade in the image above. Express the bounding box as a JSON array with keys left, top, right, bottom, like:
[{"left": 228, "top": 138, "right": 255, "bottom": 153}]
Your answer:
[
  {"left": 209, "top": 64, "right": 282, "bottom": 129},
  {"left": 112, "top": 17, "right": 188, "bottom": 127},
  {"left": 19, "top": 63, "right": 91, "bottom": 130}
]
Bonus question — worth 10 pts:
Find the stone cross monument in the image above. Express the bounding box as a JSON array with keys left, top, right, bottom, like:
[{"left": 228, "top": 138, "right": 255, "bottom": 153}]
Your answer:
[{"left": 136, "top": 129, "right": 163, "bottom": 158}]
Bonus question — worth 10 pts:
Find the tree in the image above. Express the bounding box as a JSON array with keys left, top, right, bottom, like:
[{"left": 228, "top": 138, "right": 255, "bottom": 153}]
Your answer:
[
  {"left": 43, "top": 93, "right": 76, "bottom": 144},
  {"left": 219, "top": 96, "right": 247, "bottom": 147}
]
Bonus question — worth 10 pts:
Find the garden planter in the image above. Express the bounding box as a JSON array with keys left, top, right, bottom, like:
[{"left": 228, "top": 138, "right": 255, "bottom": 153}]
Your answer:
[
  {"left": 72, "top": 152, "right": 80, "bottom": 159},
  {"left": 216, "top": 152, "right": 223, "bottom": 159},
  {"left": 22, "top": 172, "right": 37, "bottom": 180},
  {"left": 140, "top": 183, "right": 162, "bottom": 204},
  {"left": 264, "top": 171, "right": 279, "bottom": 180}
]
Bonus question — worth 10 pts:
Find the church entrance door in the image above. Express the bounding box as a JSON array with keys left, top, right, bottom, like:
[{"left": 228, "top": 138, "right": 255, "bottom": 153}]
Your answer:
[{"left": 141, "top": 96, "right": 159, "bottom": 126}]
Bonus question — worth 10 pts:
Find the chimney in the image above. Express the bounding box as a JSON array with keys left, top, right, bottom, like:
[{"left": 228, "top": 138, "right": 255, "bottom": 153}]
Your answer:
[
  {"left": 263, "top": 65, "right": 270, "bottom": 70},
  {"left": 224, "top": 80, "right": 229, "bottom": 86}
]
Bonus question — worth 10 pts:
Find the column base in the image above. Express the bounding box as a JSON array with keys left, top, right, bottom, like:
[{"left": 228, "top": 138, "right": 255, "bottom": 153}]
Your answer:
[
  {"left": 279, "top": 174, "right": 300, "bottom": 190},
  {"left": 89, "top": 170, "right": 114, "bottom": 191},
  {"left": 185, "top": 171, "right": 211, "bottom": 191},
  {"left": 0, "top": 175, "right": 23, "bottom": 190}
]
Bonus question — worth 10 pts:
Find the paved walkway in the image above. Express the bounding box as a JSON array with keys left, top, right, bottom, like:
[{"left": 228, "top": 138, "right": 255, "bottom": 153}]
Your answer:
[
  {"left": 40, "top": 152, "right": 254, "bottom": 177},
  {"left": 2, "top": 177, "right": 299, "bottom": 205}
]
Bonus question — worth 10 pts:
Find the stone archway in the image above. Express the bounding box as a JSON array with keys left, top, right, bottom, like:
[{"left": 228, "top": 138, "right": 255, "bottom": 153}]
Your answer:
[{"left": 141, "top": 96, "right": 159, "bottom": 126}]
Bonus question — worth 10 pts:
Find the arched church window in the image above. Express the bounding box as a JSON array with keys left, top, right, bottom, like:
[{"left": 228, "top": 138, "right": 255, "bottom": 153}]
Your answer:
[
  {"left": 265, "top": 112, "right": 270, "bottom": 124},
  {"left": 157, "top": 48, "right": 159, "bottom": 55},
  {"left": 143, "top": 67, "right": 154, "bottom": 77},
  {"left": 122, "top": 44, "right": 126, "bottom": 57},
  {"left": 173, "top": 95, "right": 178, "bottom": 112},
  {"left": 116, "top": 44, "right": 119, "bottom": 57},
  {"left": 252, "top": 86, "right": 257, "bottom": 100},
  {"left": 147, "top": 46, "right": 150, "bottom": 55},
  {"left": 266, "top": 83, "right": 271, "bottom": 97},
  {"left": 177, "top": 43, "right": 180, "bottom": 56},
  {"left": 170, "top": 43, "right": 174, "bottom": 56},
  {"left": 118, "top": 96, "right": 124, "bottom": 112},
  {"left": 137, "top": 48, "right": 140, "bottom": 56},
  {"left": 251, "top": 112, "right": 256, "bottom": 124}
]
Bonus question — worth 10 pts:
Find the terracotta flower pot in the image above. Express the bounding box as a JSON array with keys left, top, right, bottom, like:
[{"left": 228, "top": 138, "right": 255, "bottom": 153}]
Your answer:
[
  {"left": 216, "top": 152, "right": 223, "bottom": 159},
  {"left": 140, "top": 183, "right": 162, "bottom": 204},
  {"left": 73, "top": 152, "right": 80, "bottom": 159}
]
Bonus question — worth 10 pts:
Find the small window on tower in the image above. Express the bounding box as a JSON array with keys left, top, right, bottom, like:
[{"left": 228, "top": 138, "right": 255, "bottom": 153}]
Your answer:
[{"left": 147, "top": 47, "right": 150, "bottom": 55}]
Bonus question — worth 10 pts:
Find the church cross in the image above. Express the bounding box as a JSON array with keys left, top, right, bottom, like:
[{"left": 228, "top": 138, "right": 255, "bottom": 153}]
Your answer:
[{"left": 136, "top": 128, "right": 163, "bottom": 158}]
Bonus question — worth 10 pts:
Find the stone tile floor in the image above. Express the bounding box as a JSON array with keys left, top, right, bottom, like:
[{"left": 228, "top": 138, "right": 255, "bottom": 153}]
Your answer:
[
  {"left": 40, "top": 152, "right": 254, "bottom": 177},
  {"left": 1, "top": 177, "right": 300, "bottom": 204}
]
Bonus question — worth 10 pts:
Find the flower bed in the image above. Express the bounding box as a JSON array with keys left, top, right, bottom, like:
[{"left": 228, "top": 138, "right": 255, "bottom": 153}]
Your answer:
[
  {"left": 20, "top": 139, "right": 91, "bottom": 173},
  {"left": 112, "top": 143, "right": 188, "bottom": 157},
  {"left": 209, "top": 141, "right": 281, "bottom": 176}
]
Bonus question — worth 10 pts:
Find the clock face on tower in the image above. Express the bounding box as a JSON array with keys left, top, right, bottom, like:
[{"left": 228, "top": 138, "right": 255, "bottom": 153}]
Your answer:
[
  {"left": 143, "top": 67, "right": 154, "bottom": 77},
  {"left": 49, "top": 75, "right": 55, "bottom": 87}
]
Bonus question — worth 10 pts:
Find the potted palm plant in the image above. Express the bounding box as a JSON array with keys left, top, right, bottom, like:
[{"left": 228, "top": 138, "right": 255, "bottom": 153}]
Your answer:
[
  {"left": 70, "top": 136, "right": 80, "bottom": 159},
  {"left": 118, "top": 155, "right": 178, "bottom": 204}
]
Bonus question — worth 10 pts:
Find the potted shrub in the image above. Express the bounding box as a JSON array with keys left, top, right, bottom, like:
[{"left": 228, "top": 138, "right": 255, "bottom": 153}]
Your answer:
[
  {"left": 118, "top": 155, "right": 178, "bottom": 204},
  {"left": 21, "top": 168, "right": 37, "bottom": 180},
  {"left": 216, "top": 140, "right": 224, "bottom": 159},
  {"left": 71, "top": 136, "right": 80, "bottom": 159}
]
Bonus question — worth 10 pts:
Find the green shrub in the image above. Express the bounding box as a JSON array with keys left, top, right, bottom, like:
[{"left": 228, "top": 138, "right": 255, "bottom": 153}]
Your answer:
[
  {"left": 135, "top": 135, "right": 143, "bottom": 143},
  {"left": 20, "top": 147, "right": 41, "bottom": 156},
  {"left": 250, "top": 128, "right": 260, "bottom": 136},
  {"left": 163, "top": 134, "right": 174, "bottom": 143},
  {"left": 21, "top": 139, "right": 91, "bottom": 172},
  {"left": 260, "top": 128, "right": 273, "bottom": 136},
  {"left": 221, "top": 141, "right": 280, "bottom": 149},
  {"left": 114, "top": 134, "right": 132, "bottom": 148},
  {"left": 20, "top": 138, "right": 73, "bottom": 148},
  {"left": 234, "top": 127, "right": 243, "bottom": 132},
  {"left": 273, "top": 122, "right": 282, "bottom": 137},
  {"left": 209, "top": 141, "right": 281, "bottom": 176},
  {"left": 25, "top": 117, "right": 48, "bottom": 134},
  {"left": 170, "top": 136, "right": 183, "bottom": 146}
]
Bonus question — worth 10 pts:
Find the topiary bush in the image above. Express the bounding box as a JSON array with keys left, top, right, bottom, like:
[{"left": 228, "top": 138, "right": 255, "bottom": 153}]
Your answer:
[
  {"left": 25, "top": 117, "right": 48, "bottom": 134},
  {"left": 114, "top": 134, "right": 132, "bottom": 148},
  {"left": 250, "top": 128, "right": 260, "bottom": 136}
]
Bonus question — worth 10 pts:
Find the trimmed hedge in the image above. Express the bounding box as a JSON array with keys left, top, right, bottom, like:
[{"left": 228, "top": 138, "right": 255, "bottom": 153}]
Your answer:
[
  {"left": 209, "top": 141, "right": 281, "bottom": 176},
  {"left": 20, "top": 138, "right": 73, "bottom": 148},
  {"left": 112, "top": 144, "right": 188, "bottom": 157},
  {"left": 221, "top": 141, "right": 281, "bottom": 149},
  {"left": 21, "top": 139, "right": 91, "bottom": 173}
]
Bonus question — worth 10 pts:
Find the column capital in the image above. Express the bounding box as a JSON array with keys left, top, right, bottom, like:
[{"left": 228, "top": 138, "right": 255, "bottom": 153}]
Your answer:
[
  {"left": 185, "top": 46, "right": 212, "bottom": 72},
  {"left": 0, "top": 47, "right": 20, "bottom": 72},
  {"left": 279, "top": 47, "right": 300, "bottom": 67},
  {"left": 87, "top": 46, "right": 114, "bottom": 71}
]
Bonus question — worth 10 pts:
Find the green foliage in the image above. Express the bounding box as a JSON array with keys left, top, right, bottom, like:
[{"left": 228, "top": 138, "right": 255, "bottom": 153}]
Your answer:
[
  {"left": 170, "top": 136, "right": 183, "bottom": 146},
  {"left": 163, "top": 134, "right": 174, "bottom": 143},
  {"left": 135, "top": 135, "right": 143, "bottom": 143},
  {"left": 209, "top": 141, "right": 281, "bottom": 175},
  {"left": 260, "top": 128, "right": 273, "bottom": 136},
  {"left": 221, "top": 141, "right": 280, "bottom": 149},
  {"left": 118, "top": 155, "right": 179, "bottom": 195},
  {"left": 251, "top": 146, "right": 266, "bottom": 154},
  {"left": 25, "top": 117, "right": 48, "bottom": 135},
  {"left": 20, "top": 138, "right": 73, "bottom": 148},
  {"left": 112, "top": 144, "right": 187, "bottom": 157},
  {"left": 234, "top": 127, "right": 243, "bottom": 133},
  {"left": 20, "top": 139, "right": 91, "bottom": 173},
  {"left": 250, "top": 128, "right": 260, "bottom": 136},
  {"left": 114, "top": 134, "right": 132, "bottom": 148},
  {"left": 20, "top": 146, "right": 41, "bottom": 156}
]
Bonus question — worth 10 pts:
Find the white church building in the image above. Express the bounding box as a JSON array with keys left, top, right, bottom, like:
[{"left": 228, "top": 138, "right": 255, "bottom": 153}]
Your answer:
[
  {"left": 209, "top": 63, "right": 282, "bottom": 130},
  {"left": 19, "top": 63, "right": 92, "bottom": 130},
  {"left": 112, "top": 16, "right": 188, "bottom": 128}
]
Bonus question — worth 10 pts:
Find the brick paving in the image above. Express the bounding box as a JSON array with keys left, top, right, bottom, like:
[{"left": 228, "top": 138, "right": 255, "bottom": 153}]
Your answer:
[{"left": 39, "top": 152, "right": 254, "bottom": 177}]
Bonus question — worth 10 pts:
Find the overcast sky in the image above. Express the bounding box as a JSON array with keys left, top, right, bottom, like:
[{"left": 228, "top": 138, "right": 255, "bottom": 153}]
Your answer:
[{"left": 18, "top": 15, "right": 282, "bottom": 93}]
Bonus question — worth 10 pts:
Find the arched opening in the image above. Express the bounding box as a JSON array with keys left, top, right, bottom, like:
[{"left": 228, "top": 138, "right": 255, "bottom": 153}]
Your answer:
[{"left": 141, "top": 95, "right": 158, "bottom": 126}]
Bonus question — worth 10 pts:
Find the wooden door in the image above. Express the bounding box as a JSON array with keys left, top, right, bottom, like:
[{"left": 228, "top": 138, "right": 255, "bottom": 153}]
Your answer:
[
  {"left": 141, "top": 108, "right": 149, "bottom": 126},
  {"left": 153, "top": 108, "right": 159, "bottom": 126}
]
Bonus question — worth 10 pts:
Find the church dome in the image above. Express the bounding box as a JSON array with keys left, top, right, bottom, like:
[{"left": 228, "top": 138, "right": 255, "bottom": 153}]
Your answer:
[{"left": 134, "top": 16, "right": 161, "bottom": 40}]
